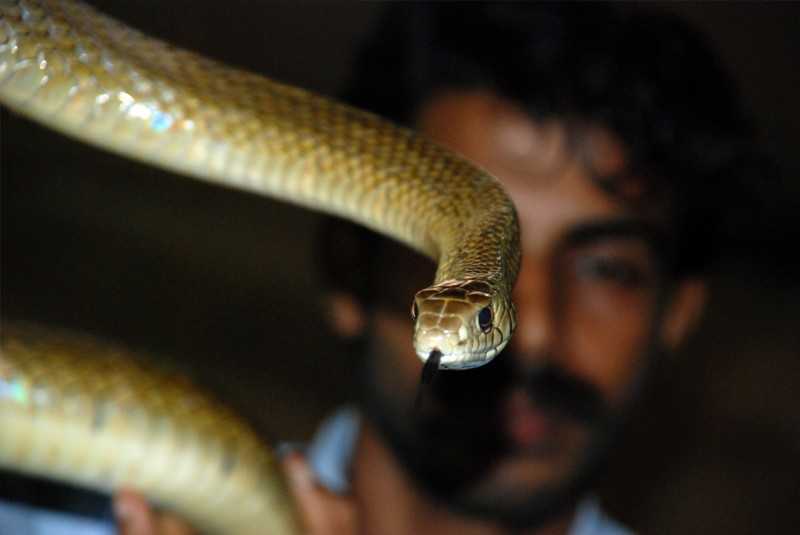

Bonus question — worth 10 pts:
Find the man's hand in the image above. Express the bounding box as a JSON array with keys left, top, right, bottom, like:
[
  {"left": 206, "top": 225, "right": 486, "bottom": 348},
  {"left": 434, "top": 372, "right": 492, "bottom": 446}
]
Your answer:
[
  {"left": 114, "top": 489, "right": 195, "bottom": 535},
  {"left": 282, "top": 450, "right": 358, "bottom": 535},
  {"left": 113, "top": 451, "right": 357, "bottom": 534}
]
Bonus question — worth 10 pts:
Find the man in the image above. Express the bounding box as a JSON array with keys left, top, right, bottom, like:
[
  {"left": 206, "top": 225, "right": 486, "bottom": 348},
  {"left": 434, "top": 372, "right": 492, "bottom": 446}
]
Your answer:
[{"left": 116, "top": 4, "right": 756, "bottom": 534}]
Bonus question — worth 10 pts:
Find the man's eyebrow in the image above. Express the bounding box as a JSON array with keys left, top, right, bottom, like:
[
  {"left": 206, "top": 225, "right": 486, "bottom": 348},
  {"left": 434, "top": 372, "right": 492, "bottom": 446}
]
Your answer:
[{"left": 560, "top": 218, "right": 669, "bottom": 250}]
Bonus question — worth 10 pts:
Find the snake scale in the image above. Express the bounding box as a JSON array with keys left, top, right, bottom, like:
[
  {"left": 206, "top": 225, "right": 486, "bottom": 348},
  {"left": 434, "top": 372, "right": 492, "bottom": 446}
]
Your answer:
[{"left": 0, "top": 1, "right": 520, "bottom": 533}]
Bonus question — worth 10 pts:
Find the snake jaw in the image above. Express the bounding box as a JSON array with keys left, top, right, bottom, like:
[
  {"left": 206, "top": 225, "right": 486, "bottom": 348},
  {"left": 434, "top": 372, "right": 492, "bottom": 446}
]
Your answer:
[
  {"left": 413, "top": 330, "right": 466, "bottom": 368},
  {"left": 414, "top": 337, "right": 510, "bottom": 369}
]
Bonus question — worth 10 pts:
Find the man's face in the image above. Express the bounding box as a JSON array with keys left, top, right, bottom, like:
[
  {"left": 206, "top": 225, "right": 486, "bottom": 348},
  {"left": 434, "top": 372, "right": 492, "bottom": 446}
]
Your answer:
[{"left": 357, "top": 91, "right": 703, "bottom": 527}]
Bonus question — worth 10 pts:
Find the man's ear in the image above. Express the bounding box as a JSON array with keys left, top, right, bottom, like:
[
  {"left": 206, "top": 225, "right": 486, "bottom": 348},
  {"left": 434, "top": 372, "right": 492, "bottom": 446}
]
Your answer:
[
  {"left": 660, "top": 278, "right": 708, "bottom": 350},
  {"left": 324, "top": 292, "right": 367, "bottom": 339}
]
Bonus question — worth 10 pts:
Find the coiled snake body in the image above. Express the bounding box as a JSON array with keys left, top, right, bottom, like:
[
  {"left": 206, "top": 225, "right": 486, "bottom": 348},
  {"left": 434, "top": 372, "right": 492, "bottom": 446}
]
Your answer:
[{"left": 0, "top": 1, "right": 520, "bottom": 533}]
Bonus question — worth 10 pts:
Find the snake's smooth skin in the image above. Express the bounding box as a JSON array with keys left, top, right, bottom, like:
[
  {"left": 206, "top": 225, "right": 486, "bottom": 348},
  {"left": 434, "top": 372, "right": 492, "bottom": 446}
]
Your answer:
[{"left": 0, "top": 1, "right": 521, "bottom": 533}]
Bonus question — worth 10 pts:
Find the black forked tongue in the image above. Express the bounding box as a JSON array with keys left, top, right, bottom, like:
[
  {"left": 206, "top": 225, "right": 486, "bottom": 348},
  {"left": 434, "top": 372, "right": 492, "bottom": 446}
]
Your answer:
[
  {"left": 422, "top": 349, "right": 442, "bottom": 384},
  {"left": 414, "top": 349, "right": 442, "bottom": 414}
]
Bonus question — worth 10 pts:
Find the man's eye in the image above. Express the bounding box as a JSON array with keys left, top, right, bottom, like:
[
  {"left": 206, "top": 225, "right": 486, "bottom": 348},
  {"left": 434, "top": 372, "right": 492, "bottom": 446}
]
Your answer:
[{"left": 575, "top": 256, "right": 647, "bottom": 287}]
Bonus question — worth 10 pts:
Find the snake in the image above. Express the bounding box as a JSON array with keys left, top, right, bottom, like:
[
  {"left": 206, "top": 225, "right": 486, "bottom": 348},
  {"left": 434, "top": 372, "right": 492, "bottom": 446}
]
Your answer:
[{"left": 0, "top": 1, "right": 521, "bottom": 533}]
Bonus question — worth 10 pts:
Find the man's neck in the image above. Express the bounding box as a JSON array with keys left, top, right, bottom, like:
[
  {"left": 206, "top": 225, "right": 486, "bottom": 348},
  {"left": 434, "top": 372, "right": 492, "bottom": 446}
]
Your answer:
[{"left": 351, "top": 422, "right": 576, "bottom": 535}]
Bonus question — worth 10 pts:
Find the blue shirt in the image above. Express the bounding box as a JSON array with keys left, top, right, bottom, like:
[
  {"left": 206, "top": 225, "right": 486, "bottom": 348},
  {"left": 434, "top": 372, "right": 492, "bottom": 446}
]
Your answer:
[{"left": 0, "top": 500, "right": 114, "bottom": 535}]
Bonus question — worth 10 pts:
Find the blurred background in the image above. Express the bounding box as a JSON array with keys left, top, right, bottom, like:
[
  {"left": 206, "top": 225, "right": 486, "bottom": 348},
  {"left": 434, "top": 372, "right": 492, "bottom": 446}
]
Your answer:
[{"left": 2, "top": 2, "right": 798, "bottom": 533}]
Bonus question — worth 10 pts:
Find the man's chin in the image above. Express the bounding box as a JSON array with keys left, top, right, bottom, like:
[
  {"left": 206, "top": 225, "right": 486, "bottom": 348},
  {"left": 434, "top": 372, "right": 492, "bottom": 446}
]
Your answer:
[
  {"left": 478, "top": 451, "right": 578, "bottom": 495},
  {"left": 448, "top": 479, "right": 582, "bottom": 530},
  {"left": 442, "top": 449, "right": 585, "bottom": 527}
]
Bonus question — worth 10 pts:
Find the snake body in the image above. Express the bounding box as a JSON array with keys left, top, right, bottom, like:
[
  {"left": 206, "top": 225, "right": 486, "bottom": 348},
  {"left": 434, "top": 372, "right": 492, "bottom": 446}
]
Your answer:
[
  {"left": 0, "top": 1, "right": 520, "bottom": 533},
  {"left": 1, "top": 322, "right": 297, "bottom": 534}
]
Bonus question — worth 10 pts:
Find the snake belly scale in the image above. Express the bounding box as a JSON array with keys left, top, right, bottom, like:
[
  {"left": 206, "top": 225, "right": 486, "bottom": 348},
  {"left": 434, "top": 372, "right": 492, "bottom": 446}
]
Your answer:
[{"left": 0, "top": 1, "right": 520, "bottom": 533}]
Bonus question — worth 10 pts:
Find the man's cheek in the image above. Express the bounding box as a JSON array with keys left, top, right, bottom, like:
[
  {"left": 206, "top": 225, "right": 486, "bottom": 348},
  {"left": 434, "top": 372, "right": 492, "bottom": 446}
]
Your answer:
[{"left": 561, "top": 312, "right": 652, "bottom": 406}]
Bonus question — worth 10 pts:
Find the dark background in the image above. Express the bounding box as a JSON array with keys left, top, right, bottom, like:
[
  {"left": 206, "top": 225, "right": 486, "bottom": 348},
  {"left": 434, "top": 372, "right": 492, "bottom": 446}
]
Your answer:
[{"left": 2, "top": 2, "right": 798, "bottom": 533}]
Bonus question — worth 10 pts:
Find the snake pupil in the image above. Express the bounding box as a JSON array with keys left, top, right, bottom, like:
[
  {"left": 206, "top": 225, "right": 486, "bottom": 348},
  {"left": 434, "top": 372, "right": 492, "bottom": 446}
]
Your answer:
[{"left": 478, "top": 306, "right": 493, "bottom": 333}]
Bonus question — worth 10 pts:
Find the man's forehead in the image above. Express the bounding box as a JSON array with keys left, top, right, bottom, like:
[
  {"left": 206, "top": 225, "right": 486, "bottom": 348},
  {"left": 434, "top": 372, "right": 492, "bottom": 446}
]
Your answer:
[
  {"left": 418, "top": 90, "right": 631, "bottom": 181},
  {"left": 418, "top": 89, "right": 668, "bottom": 254},
  {"left": 421, "top": 91, "right": 564, "bottom": 181}
]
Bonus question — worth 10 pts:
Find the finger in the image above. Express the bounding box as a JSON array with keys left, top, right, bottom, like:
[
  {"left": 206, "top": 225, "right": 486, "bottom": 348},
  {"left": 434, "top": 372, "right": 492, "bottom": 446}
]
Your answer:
[
  {"left": 114, "top": 489, "right": 157, "bottom": 535},
  {"left": 282, "top": 452, "right": 357, "bottom": 535},
  {"left": 156, "top": 513, "right": 197, "bottom": 535}
]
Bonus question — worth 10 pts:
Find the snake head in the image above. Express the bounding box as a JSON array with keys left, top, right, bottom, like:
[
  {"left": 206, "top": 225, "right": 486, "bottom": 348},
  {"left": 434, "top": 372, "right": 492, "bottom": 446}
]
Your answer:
[{"left": 411, "top": 279, "right": 515, "bottom": 370}]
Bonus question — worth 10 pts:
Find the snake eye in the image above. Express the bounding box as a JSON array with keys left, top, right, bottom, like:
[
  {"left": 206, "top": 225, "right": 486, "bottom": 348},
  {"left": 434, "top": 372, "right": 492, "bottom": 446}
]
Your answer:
[
  {"left": 411, "top": 301, "right": 419, "bottom": 321},
  {"left": 477, "top": 306, "right": 493, "bottom": 333}
]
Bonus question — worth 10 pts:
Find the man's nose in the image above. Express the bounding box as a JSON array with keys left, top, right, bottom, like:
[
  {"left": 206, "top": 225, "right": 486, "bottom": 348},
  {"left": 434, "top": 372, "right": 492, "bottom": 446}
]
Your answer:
[{"left": 511, "top": 259, "right": 557, "bottom": 363}]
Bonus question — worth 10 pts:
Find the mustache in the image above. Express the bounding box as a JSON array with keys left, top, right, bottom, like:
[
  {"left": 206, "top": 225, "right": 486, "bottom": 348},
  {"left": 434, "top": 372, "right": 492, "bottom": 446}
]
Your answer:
[
  {"left": 415, "top": 349, "right": 609, "bottom": 426},
  {"left": 519, "top": 364, "right": 608, "bottom": 425},
  {"left": 398, "top": 351, "right": 611, "bottom": 496}
]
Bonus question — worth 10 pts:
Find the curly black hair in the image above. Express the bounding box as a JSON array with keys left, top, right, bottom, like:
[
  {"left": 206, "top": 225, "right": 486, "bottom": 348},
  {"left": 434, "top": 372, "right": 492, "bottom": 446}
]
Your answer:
[{"left": 319, "top": 3, "right": 759, "bottom": 305}]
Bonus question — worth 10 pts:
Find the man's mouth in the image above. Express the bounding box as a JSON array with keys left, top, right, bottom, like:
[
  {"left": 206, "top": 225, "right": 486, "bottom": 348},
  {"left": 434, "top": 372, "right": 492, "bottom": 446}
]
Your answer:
[{"left": 504, "top": 390, "right": 561, "bottom": 452}]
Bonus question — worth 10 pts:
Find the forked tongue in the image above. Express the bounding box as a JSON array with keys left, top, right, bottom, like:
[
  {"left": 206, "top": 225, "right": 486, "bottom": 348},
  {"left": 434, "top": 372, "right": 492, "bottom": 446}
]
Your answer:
[{"left": 413, "top": 349, "right": 442, "bottom": 414}]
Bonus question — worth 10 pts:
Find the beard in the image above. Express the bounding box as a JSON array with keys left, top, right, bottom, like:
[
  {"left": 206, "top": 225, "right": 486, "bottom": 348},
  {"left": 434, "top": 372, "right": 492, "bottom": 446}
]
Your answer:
[{"left": 357, "top": 331, "right": 660, "bottom": 530}]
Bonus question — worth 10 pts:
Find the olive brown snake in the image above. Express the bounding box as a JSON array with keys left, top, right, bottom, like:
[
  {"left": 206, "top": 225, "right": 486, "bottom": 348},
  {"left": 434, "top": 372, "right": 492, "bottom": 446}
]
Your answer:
[{"left": 0, "top": 1, "right": 520, "bottom": 532}]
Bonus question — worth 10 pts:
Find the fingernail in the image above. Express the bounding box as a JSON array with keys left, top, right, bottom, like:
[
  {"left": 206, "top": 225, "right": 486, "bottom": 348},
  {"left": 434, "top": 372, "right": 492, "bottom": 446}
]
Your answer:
[
  {"left": 285, "top": 457, "right": 314, "bottom": 490},
  {"left": 113, "top": 497, "right": 131, "bottom": 521},
  {"left": 275, "top": 441, "right": 304, "bottom": 459}
]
